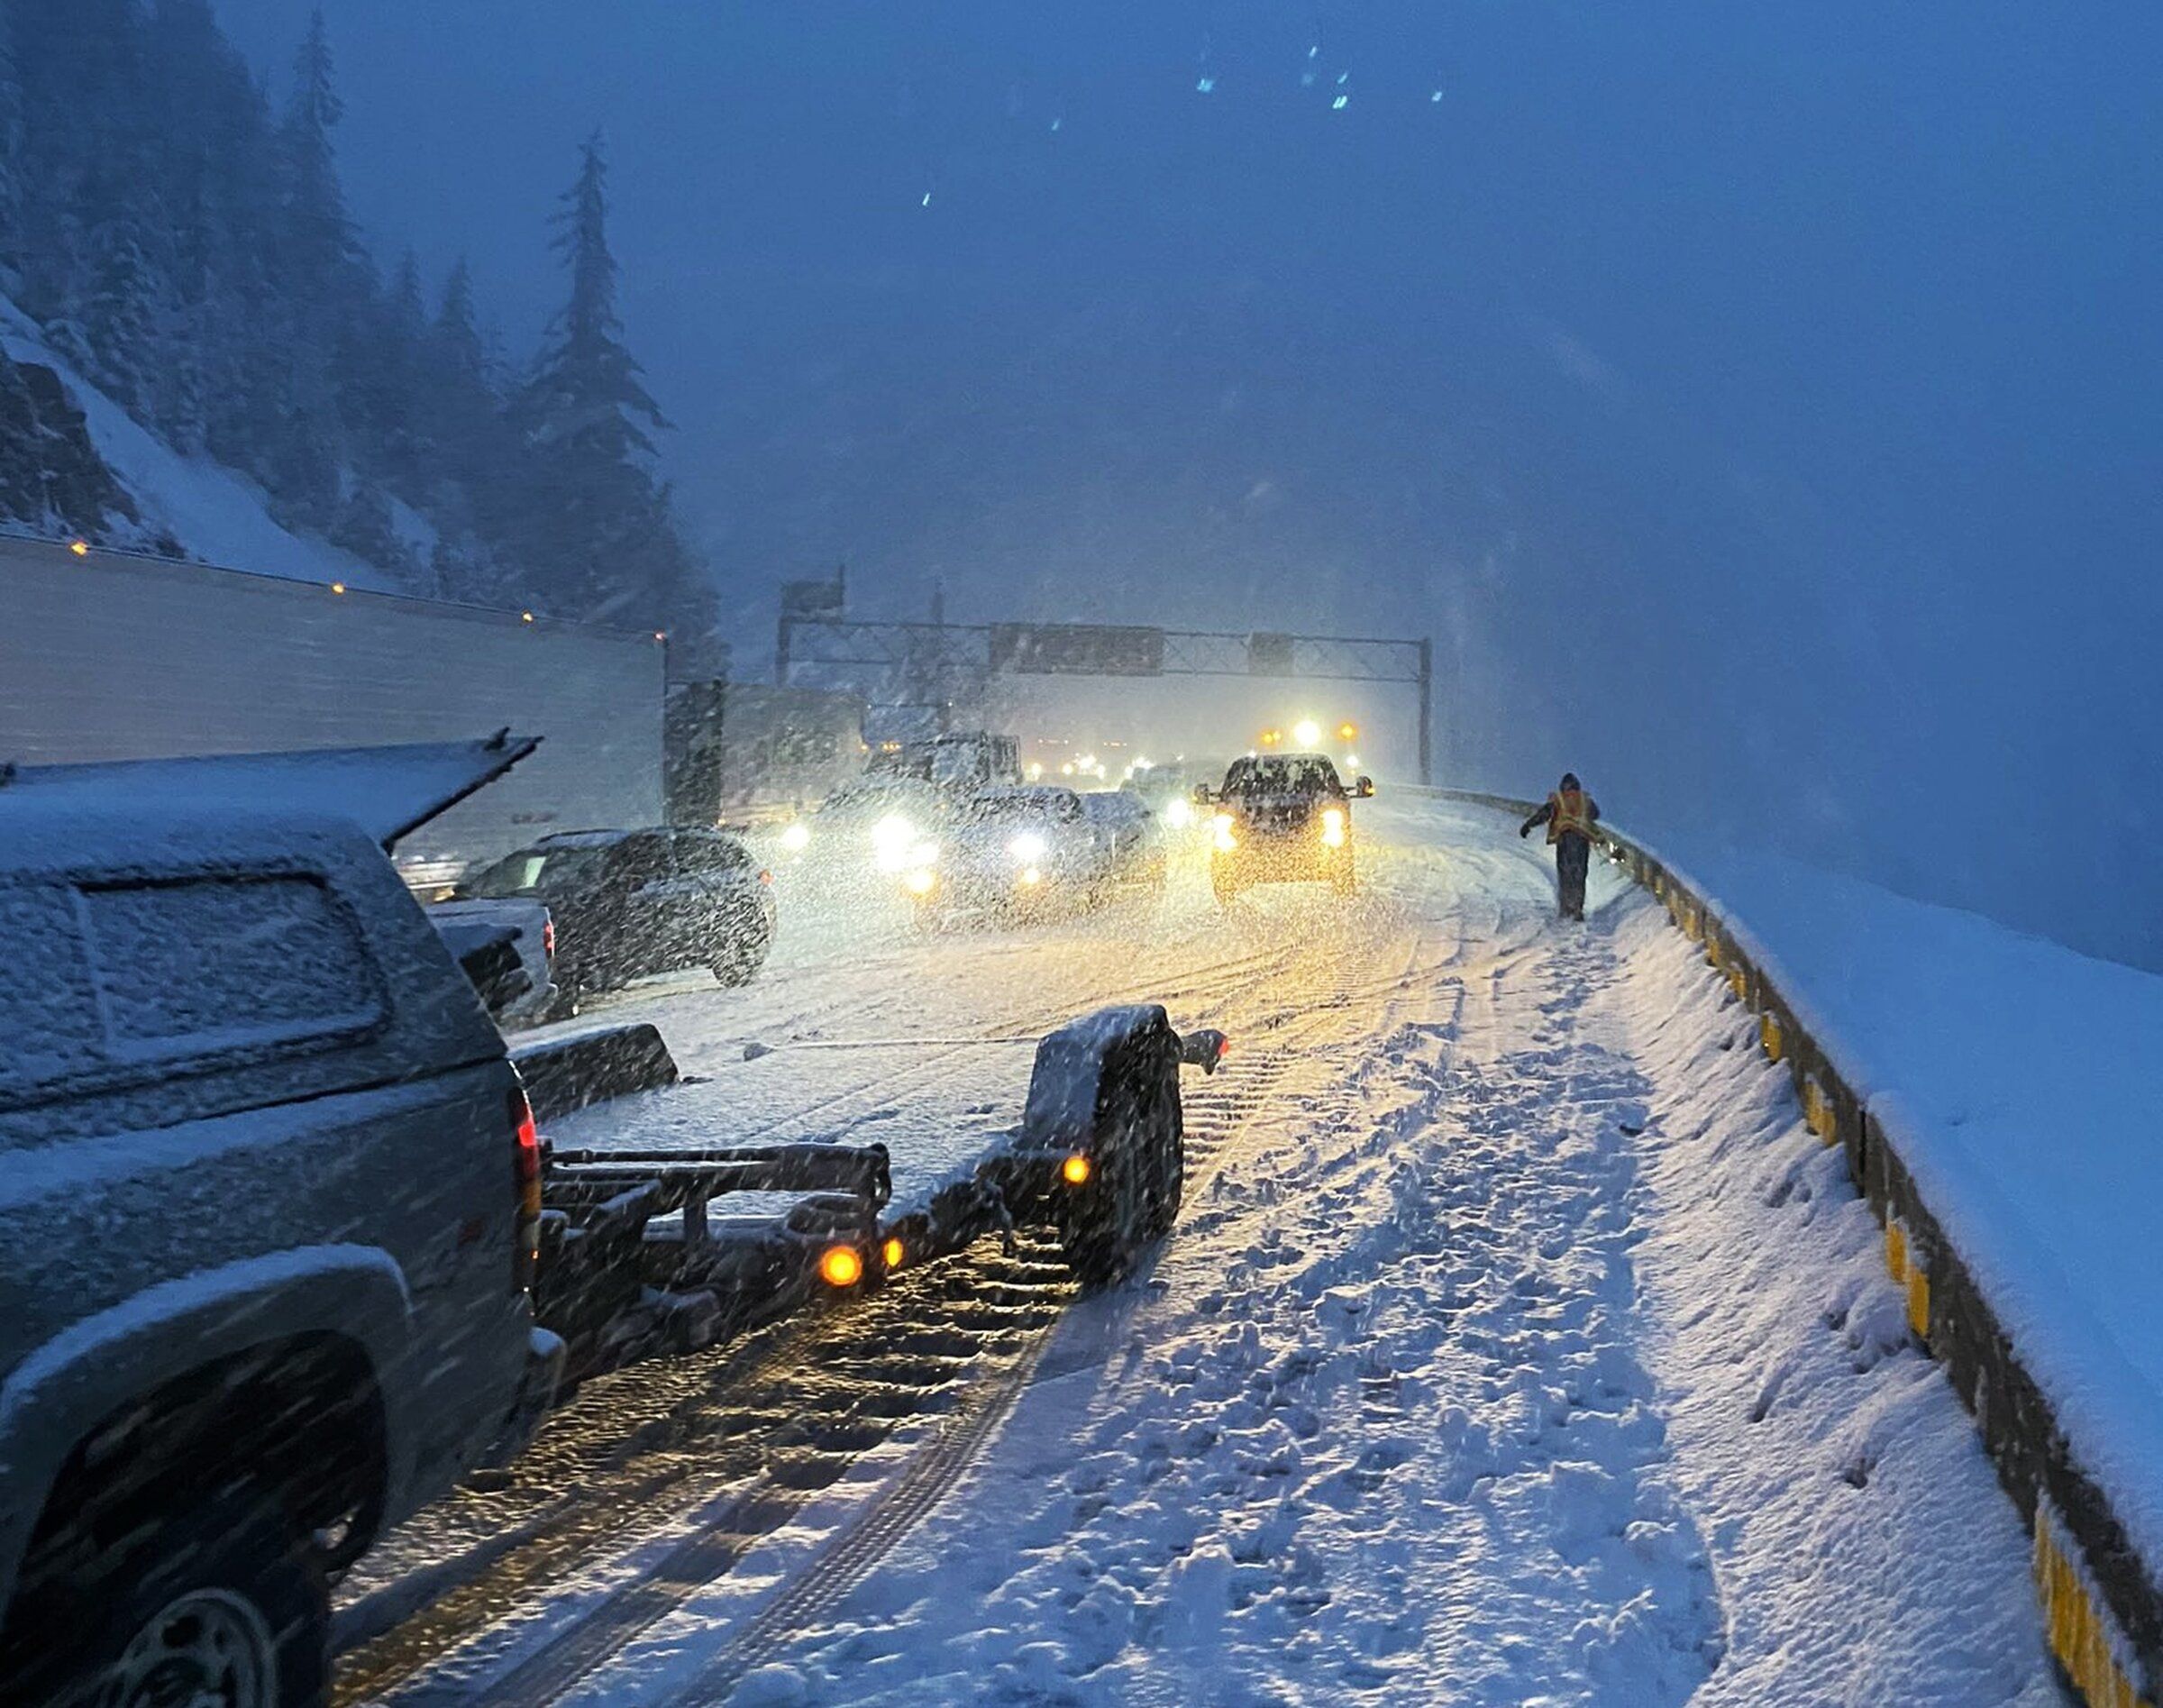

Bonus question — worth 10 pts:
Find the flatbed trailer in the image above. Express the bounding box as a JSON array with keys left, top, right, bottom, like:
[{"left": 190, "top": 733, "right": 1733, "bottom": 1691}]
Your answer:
[{"left": 513, "top": 1007, "right": 1226, "bottom": 1387}]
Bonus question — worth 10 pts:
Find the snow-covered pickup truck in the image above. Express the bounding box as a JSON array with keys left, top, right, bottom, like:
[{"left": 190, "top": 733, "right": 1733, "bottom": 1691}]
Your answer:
[
  {"left": 0, "top": 740, "right": 561, "bottom": 1707},
  {"left": 427, "top": 895, "right": 556, "bottom": 1027}
]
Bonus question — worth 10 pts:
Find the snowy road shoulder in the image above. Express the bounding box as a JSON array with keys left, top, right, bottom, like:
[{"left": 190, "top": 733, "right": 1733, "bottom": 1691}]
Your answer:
[{"left": 561, "top": 876, "right": 2056, "bottom": 1706}]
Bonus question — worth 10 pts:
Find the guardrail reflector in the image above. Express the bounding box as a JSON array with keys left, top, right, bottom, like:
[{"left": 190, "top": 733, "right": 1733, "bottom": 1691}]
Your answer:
[
  {"left": 1802, "top": 1076, "right": 1838, "bottom": 1145},
  {"left": 1759, "top": 1013, "right": 1784, "bottom": 1063},
  {"left": 2034, "top": 1501, "right": 2153, "bottom": 1708}
]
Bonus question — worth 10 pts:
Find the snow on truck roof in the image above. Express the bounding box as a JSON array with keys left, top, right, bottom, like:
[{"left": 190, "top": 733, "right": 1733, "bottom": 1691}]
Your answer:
[
  {"left": 0, "top": 735, "right": 539, "bottom": 851},
  {"left": 972, "top": 785, "right": 1079, "bottom": 804}
]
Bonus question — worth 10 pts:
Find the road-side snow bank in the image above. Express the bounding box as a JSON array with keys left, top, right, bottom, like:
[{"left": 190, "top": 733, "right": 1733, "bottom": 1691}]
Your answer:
[
  {"left": 1605, "top": 897, "right": 2057, "bottom": 1704},
  {"left": 1651, "top": 847, "right": 2163, "bottom": 1586}
]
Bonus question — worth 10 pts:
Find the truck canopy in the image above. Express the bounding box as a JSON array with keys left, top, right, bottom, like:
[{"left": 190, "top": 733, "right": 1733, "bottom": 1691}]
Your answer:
[{"left": 0, "top": 733, "right": 539, "bottom": 849}]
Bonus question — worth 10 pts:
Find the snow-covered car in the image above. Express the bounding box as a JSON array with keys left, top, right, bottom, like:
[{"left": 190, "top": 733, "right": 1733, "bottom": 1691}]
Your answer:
[
  {"left": 458, "top": 827, "right": 777, "bottom": 1011},
  {"left": 908, "top": 785, "right": 1156, "bottom": 925},
  {"left": 1127, "top": 761, "right": 1217, "bottom": 831},
  {"left": 427, "top": 895, "right": 555, "bottom": 1027},
  {"left": 771, "top": 776, "right": 950, "bottom": 879},
  {"left": 0, "top": 752, "right": 560, "bottom": 1706},
  {"left": 1079, "top": 788, "right": 1170, "bottom": 888},
  {"left": 1198, "top": 752, "right": 1374, "bottom": 901}
]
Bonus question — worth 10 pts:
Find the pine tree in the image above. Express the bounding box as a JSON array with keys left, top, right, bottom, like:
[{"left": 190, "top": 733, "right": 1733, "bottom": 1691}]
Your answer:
[
  {"left": 73, "top": 196, "right": 166, "bottom": 411},
  {"left": 510, "top": 134, "right": 714, "bottom": 645},
  {"left": 276, "top": 8, "right": 359, "bottom": 311}
]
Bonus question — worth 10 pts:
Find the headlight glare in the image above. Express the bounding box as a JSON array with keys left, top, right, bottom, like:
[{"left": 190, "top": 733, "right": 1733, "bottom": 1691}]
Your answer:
[
  {"left": 871, "top": 814, "right": 917, "bottom": 872},
  {"left": 1320, "top": 808, "right": 1346, "bottom": 847},
  {"left": 1008, "top": 831, "right": 1048, "bottom": 863}
]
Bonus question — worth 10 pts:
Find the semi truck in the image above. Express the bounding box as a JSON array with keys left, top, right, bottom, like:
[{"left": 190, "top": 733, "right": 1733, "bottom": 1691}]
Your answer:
[{"left": 0, "top": 534, "right": 667, "bottom": 889}]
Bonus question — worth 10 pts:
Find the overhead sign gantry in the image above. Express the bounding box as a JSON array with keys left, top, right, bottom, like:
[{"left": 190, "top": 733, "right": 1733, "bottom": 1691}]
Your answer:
[{"left": 775, "top": 576, "right": 1436, "bottom": 782}]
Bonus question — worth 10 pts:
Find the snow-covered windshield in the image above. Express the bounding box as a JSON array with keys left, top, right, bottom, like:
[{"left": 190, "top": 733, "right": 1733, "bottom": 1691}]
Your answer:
[
  {"left": 1222, "top": 756, "right": 1341, "bottom": 798},
  {"left": 963, "top": 791, "right": 1078, "bottom": 825}
]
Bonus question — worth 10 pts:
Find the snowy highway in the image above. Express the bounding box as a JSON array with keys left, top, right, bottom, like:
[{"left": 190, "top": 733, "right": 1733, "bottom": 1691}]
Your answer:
[{"left": 333, "top": 799, "right": 2062, "bottom": 1707}]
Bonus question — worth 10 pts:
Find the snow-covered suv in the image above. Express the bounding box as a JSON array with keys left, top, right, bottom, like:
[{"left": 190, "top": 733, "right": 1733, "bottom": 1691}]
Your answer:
[{"left": 0, "top": 767, "right": 561, "bottom": 1705}]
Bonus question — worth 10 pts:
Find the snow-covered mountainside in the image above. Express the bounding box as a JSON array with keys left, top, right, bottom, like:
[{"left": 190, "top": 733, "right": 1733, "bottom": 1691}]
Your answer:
[{"left": 0, "top": 297, "right": 392, "bottom": 589}]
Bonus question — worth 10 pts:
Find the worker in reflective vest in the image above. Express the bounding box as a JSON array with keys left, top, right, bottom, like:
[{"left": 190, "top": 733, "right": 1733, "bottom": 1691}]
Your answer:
[{"left": 1520, "top": 772, "right": 1601, "bottom": 920}]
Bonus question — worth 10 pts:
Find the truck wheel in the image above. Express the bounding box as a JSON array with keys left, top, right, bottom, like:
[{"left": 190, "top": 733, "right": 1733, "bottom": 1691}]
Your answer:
[
  {"left": 8, "top": 1496, "right": 327, "bottom": 1708},
  {"left": 1058, "top": 1142, "right": 1145, "bottom": 1290},
  {"left": 712, "top": 932, "right": 771, "bottom": 987},
  {"left": 1140, "top": 1073, "right": 1185, "bottom": 1238}
]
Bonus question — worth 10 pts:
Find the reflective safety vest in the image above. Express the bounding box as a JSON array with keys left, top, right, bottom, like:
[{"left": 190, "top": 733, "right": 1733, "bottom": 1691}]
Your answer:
[{"left": 1547, "top": 789, "right": 1592, "bottom": 844}]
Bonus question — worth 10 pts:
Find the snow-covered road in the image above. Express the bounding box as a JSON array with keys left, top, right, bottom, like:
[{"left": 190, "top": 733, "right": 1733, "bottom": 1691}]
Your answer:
[{"left": 343, "top": 799, "right": 2064, "bottom": 1706}]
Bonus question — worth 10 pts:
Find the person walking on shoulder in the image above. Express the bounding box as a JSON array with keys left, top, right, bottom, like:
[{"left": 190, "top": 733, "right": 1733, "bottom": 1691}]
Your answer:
[{"left": 1520, "top": 772, "right": 1600, "bottom": 920}]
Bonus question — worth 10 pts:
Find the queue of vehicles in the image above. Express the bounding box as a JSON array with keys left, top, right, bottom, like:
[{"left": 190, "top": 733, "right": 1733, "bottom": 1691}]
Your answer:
[{"left": 0, "top": 706, "right": 1373, "bottom": 1703}]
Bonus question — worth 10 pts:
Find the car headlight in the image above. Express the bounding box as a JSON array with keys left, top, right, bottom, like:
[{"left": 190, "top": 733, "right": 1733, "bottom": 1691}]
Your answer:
[
  {"left": 780, "top": 822, "right": 811, "bottom": 853},
  {"left": 1320, "top": 808, "right": 1346, "bottom": 847},
  {"left": 905, "top": 867, "right": 937, "bottom": 895},
  {"left": 872, "top": 814, "right": 917, "bottom": 872},
  {"left": 1008, "top": 832, "right": 1048, "bottom": 863},
  {"left": 1212, "top": 812, "right": 1238, "bottom": 854},
  {"left": 1164, "top": 797, "right": 1194, "bottom": 828}
]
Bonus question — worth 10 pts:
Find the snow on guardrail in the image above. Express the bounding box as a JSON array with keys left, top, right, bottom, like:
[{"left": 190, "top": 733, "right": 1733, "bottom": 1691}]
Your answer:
[{"left": 1404, "top": 782, "right": 2160, "bottom": 1708}]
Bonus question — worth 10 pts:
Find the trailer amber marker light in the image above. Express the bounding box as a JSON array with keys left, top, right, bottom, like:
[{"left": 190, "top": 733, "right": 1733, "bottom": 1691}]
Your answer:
[
  {"left": 882, "top": 1237, "right": 906, "bottom": 1271},
  {"left": 818, "top": 1246, "right": 864, "bottom": 1287},
  {"left": 1062, "top": 1155, "right": 1091, "bottom": 1186}
]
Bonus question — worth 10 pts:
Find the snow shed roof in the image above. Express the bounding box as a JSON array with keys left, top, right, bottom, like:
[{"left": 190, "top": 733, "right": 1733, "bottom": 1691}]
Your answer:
[{"left": 0, "top": 732, "right": 539, "bottom": 850}]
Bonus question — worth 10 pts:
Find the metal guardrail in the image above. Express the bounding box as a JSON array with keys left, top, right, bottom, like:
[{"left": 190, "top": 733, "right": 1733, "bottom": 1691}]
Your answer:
[{"left": 1416, "top": 783, "right": 2158, "bottom": 1706}]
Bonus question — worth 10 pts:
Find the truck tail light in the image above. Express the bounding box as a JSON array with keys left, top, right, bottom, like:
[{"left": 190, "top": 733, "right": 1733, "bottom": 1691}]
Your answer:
[{"left": 510, "top": 1083, "right": 542, "bottom": 1292}]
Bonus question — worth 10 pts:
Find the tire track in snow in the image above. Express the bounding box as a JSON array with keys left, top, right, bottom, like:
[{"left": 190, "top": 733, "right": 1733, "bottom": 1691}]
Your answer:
[
  {"left": 643, "top": 927, "right": 1433, "bottom": 1706},
  {"left": 336, "top": 908, "right": 1420, "bottom": 1704},
  {"left": 683, "top": 911, "right": 1728, "bottom": 1705}
]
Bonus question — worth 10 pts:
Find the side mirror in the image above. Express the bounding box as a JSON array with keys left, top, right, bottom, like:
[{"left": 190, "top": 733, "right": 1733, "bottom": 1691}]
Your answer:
[
  {"left": 1355, "top": 776, "right": 1375, "bottom": 799},
  {"left": 1191, "top": 784, "right": 1214, "bottom": 806},
  {"left": 1178, "top": 1028, "right": 1230, "bottom": 1074}
]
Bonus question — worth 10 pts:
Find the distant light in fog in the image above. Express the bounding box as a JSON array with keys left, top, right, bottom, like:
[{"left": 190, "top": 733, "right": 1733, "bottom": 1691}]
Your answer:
[
  {"left": 1292, "top": 719, "right": 1322, "bottom": 747},
  {"left": 330, "top": 581, "right": 346, "bottom": 594},
  {"left": 654, "top": 630, "right": 668, "bottom": 643},
  {"left": 68, "top": 539, "right": 88, "bottom": 557},
  {"left": 521, "top": 611, "right": 535, "bottom": 624}
]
